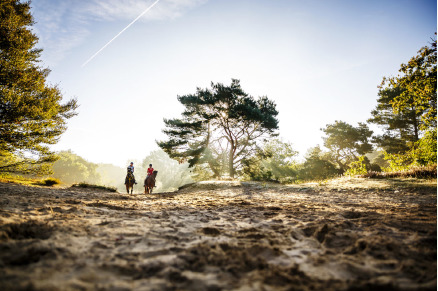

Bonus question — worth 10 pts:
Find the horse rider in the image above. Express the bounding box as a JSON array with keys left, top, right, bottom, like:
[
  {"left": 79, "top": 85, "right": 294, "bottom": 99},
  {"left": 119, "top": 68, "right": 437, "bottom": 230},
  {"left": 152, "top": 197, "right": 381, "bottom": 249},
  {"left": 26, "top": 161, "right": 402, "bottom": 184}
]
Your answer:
[
  {"left": 144, "top": 164, "right": 154, "bottom": 186},
  {"left": 125, "top": 162, "right": 137, "bottom": 185}
]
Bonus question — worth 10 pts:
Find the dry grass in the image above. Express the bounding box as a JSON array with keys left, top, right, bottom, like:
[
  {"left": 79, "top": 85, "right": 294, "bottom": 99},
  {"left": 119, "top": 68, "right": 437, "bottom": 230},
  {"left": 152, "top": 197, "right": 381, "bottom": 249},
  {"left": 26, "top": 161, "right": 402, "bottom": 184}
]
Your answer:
[
  {"left": 71, "top": 182, "right": 118, "bottom": 192},
  {"left": 360, "top": 164, "right": 437, "bottom": 179}
]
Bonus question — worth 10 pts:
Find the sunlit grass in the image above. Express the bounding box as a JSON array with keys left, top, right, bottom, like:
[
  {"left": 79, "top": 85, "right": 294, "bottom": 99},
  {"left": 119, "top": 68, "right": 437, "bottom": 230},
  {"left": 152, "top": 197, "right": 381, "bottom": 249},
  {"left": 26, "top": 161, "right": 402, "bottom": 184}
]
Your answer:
[{"left": 0, "top": 174, "right": 63, "bottom": 187}]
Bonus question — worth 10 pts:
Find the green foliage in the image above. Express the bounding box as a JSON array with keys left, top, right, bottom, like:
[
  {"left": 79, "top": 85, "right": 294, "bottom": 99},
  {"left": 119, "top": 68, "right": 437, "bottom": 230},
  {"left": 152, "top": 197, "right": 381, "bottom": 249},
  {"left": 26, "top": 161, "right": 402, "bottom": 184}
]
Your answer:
[
  {"left": 298, "top": 146, "right": 339, "bottom": 180},
  {"left": 345, "top": 156, "right": 369, "bottom": 176},
  {"left": 0, "top": 0, "right": 78, "bottom": 173},
  {"left": 368, "top": 85, "right": 422, "bottom": 153},
  {"left": 383, "top": 128, "right": 437, "bottom": 172},
  {"left": 51, "top": 150, "right": 100, "bottom": 184},
  {"left": 158, "top": 79, "right": 279, "bottom": 178},
  {"left": 141, "top": 149, "right": 193, "bottom": 191},
  {"left": 0, "top": 151, "right": 54, "bottom": 175},
  {"left": 367, "top": 36, "right": 437, "bottom": 175},
  {"left": 388, "top": 39, "right": 437, "bottom": 130},
  {"left": 415, "top": 128, "right": 437, "bottom": 165},
  {"left": 242, "top": 139, "right": 298, "bottom": 182},
  {"left": 369, "top": 37, "right": 436, "bottom": 153},
  {"left": 383, "top": 151, "right": 416, "bottom": 172},
  {"left": 367, "top": 151, "right": 389, "bottom": 170},
  {"left": 321, "top": 121, "right": 373, "bottom": 172}
]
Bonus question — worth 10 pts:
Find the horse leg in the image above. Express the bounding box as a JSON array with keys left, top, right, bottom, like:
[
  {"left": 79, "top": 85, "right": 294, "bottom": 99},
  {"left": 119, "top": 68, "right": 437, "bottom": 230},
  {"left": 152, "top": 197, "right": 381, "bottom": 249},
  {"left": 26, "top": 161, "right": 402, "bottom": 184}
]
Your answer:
[{"left": 126, "top": 184, "right": 129, "bottom": 194}]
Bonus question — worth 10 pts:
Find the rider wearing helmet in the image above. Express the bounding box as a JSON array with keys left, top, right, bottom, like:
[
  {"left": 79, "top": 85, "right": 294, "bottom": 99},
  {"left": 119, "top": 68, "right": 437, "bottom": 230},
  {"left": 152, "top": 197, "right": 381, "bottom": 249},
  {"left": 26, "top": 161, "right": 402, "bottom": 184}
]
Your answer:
[
  {"left": 125, "top": 162, "right": 137, "bottom": 185},
  {"left": 144, "top": 164, "right": 154, "bottom": 186}
]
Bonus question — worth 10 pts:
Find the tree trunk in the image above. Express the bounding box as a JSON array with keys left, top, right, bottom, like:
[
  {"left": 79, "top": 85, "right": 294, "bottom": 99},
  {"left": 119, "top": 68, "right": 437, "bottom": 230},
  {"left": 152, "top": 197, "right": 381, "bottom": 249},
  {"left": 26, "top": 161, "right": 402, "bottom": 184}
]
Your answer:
[
  {"left": 228, "top": 142, "right": 236, "bottom": 179},
  {"left": 411, "top": 106, "right": 419, "bottom": 142}
]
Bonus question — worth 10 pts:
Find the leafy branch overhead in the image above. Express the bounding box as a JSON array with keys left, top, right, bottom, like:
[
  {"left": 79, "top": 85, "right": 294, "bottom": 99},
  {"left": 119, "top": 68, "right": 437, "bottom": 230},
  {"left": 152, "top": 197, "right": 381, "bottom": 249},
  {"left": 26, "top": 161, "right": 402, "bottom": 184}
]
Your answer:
[{"left": 157, "top": 79, "right": 279, "bottom": 178}]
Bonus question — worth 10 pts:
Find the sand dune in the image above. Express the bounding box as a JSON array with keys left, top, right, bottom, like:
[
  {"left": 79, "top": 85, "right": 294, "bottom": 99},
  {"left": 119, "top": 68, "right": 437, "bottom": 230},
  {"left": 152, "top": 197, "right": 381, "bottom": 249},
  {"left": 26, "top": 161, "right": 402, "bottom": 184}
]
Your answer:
[{"left": 0, "top": 178, "right": 436, "bottom": 290}]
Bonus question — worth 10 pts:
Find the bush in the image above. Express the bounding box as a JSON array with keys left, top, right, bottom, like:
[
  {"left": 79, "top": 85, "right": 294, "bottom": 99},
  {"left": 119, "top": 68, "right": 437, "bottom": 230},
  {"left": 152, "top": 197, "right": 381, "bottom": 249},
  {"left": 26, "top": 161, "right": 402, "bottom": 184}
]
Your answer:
[
  {"left": 383, "top": 129, "right": 437, "bottom": 172},
  {"left": 71, "top": 183, "right": 117, "bottom": 192},
  {"left": 415, "top": 128, "right": 437, "bottom": 165},
  {"left": 345, "top": 156, "right": 368, "bottom": 176},
  {"left": 298, "top": 147, "right": 339, "bottom": 180},
  {"left": 33, "top": 178, "right": 60, "bottom": 186}
]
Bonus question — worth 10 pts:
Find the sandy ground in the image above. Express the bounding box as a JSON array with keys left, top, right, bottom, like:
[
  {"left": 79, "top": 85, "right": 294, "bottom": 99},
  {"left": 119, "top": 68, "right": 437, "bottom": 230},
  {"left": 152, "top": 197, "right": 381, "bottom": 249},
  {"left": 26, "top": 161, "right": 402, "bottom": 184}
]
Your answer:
[{"left": 0, "top": 178, "right": 436, "bottom": 291}]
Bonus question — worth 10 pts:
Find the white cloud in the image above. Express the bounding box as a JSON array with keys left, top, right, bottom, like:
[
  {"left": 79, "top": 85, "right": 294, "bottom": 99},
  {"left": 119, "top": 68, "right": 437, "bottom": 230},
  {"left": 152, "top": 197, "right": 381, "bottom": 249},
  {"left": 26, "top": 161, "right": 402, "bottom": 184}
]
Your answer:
[
  {"left": 83, "top": 0, "right": 207, "bottom": 21},
  {"left": 31, "top": 0, "right": 207, "bottom": 67}
]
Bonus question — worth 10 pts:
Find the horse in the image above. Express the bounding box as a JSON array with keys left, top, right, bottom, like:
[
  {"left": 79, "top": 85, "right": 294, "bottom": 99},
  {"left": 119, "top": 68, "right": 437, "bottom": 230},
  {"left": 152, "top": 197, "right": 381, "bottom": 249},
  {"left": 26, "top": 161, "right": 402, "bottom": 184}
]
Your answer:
[
  {"left": 144, "top": 171, "right": 158, "bottom": 194},
  {"left": 125, "top": 172, "right": 134, "bottom": 194}
]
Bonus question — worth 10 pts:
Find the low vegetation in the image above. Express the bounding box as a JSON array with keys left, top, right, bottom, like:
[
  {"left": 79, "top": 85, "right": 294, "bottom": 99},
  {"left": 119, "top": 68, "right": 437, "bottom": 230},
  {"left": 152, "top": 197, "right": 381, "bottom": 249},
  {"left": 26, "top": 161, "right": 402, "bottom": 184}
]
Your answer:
[
  {"left": 71, "top": 183, "right": 118, "bottom": 192},
  {"left": 33, "top": 178, "right": 61, "bottom": 187},
  {"left": 360, "top": 164, "right": 437, "bottom": 179}
]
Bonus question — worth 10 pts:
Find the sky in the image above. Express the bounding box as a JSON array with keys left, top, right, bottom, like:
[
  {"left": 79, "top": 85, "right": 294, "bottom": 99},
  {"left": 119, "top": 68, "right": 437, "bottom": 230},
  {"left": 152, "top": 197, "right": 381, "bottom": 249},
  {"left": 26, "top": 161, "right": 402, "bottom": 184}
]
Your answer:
[{"left": 30, "top": 0, "right": 437, "bottom": 167}]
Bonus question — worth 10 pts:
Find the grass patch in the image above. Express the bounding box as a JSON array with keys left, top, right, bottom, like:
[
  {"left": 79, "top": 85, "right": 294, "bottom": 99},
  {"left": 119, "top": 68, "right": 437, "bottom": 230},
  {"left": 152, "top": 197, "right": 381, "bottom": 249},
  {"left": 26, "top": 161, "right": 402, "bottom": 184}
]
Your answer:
[
  {"left": 0, "top": 173, "right": 39, "bottom": 186},
  {"left": 360, "top": 165, "right": 437, "bottom": 179},
  {"left": 0, "top": 174, "right": 61, "bottom": 187},
  {"left": 71, "top": 183, "right": 118, "bottom": 192}
]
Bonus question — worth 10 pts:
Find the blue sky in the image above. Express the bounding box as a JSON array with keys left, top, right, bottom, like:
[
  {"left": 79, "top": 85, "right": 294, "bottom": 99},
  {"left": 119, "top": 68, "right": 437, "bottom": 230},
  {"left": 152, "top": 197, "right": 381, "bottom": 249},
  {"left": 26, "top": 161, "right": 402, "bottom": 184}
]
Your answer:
[{"left": 30, "top": 0, "right": 436, "bottom": 167}]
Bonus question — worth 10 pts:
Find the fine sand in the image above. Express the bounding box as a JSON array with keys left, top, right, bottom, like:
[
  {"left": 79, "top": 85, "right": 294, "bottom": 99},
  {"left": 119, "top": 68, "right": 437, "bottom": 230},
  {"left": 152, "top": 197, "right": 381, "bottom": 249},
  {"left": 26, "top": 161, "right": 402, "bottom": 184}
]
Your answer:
[{"left": 0, "top": 178, "right": 436, "bottom": 290}]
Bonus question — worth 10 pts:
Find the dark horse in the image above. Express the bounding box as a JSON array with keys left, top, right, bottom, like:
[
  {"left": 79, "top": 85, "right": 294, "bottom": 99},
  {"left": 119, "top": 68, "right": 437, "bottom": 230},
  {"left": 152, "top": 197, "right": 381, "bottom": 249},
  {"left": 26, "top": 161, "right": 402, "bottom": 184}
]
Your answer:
[
  {"left": 125, "top": 172, "right": 134, "bottom": 194},
  {"left": 144, "top": 171, "right": 158, "bottom": 194}
]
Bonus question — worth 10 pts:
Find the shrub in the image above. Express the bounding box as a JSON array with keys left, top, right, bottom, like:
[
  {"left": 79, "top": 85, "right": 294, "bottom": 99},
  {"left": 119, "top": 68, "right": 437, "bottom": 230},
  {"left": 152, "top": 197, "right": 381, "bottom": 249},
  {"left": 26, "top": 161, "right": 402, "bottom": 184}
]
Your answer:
[
  {"left": 415, "top": 128, "right": 437, "bottom": 165},
  {"left": 383, "top": 128, "right": 437, "bottom": 172},
  {"left": 71, "top": 183, "right": 117, "bottom": 192},
  {"left": 345, "top": 156, "right": 368, "bottom": 176},
  {"left": 34, "top": 178, "right": 60, "bottom": 186}
]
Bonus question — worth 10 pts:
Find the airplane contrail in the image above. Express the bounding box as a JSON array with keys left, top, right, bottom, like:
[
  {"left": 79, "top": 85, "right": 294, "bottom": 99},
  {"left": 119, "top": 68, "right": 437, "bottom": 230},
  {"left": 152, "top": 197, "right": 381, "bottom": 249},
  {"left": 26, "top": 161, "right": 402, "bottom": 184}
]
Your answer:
[{"left": 82, "top": 0, "right": 161, "bottom": 67}]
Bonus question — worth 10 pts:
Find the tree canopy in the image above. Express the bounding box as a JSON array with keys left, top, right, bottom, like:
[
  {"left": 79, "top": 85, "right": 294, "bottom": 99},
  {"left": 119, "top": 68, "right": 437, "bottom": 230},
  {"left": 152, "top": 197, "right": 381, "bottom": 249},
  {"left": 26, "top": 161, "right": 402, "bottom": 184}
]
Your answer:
[
  {"left": 52, "top": 150, "right": 100, "bottom": 184},
  {"left": 321, "top": 121, "right": 373, "bottom": 172},
  {"left": 242, "top": 139, "right": 298, "bottom": 182},
  {"left": 386, "top": 39, "right": 437, "bottom": 130},
  {"left": 368, "top": 85, "right": 422, "bottom": 153},
  {"left": 369, "top": 38, "right": 436, "bottom": 154},
  {"left": 0, "top": 0, "right": 77, "bottom": 173},
  {"left": 158, "top": 79, "right": 279, "bottom": 178}
]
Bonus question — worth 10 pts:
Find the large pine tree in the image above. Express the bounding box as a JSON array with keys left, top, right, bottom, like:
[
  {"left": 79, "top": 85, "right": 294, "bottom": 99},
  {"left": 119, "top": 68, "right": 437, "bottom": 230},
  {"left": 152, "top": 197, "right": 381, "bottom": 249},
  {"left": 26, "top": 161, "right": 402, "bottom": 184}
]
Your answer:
[
  {"left": 368, "top": 85, "right": 422, "bottom": 153},
  {"left": 0, "top": 0, "right": 77, "bottom": 173},
  {"left": 368, "top": 38, "right": 437, "bottom": 154},
  {"left": 157, "top": 79, "right": 279, "bottom": 178}
]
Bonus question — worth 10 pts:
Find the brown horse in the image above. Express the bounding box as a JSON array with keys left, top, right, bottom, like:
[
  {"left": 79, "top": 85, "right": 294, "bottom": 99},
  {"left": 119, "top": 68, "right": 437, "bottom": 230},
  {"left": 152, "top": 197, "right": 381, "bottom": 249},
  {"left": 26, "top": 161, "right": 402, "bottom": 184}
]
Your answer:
[
  {"left": 144, "top": 171, "right": 158, "bottom": 194},
  {"left": 125, "top": 172, "right": 134, "bottom": 194}
]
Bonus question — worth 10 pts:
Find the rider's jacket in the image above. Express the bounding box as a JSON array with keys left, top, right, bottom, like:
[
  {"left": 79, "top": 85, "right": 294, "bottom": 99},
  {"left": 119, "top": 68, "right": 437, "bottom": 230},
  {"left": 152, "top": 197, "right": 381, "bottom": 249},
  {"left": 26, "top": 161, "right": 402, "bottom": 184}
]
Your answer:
[
  {"left": 147, "top": 167, "right": 154, "bottom": 176},
  {"left": 127, "top": 165, "right": 134, "bottom": 174}
]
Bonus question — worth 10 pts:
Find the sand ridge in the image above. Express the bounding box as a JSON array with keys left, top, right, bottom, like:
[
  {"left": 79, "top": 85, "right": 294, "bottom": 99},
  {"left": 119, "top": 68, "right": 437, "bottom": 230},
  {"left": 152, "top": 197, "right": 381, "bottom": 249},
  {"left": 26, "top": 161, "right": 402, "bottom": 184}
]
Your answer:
[{"left": 0, "top": 179, "right": 436, "bottom": 290}]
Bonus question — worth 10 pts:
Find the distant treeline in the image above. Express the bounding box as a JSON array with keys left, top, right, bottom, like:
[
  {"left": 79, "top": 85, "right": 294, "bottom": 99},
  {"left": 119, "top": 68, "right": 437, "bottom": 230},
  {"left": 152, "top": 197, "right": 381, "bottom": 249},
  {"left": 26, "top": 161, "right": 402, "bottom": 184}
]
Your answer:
[{"left": 48, "top": 149, "right": 193, "bottom": 192}]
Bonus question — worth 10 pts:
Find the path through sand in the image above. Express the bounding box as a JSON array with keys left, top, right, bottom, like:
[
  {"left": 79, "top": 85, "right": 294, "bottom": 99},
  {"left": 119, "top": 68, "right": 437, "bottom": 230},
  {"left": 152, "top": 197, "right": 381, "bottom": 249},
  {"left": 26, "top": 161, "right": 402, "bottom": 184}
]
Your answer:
[{"left": 0, "top": 179, "right": 436, "bottom": 290}]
